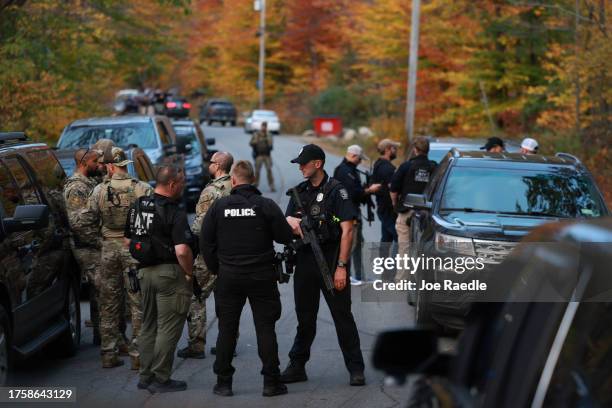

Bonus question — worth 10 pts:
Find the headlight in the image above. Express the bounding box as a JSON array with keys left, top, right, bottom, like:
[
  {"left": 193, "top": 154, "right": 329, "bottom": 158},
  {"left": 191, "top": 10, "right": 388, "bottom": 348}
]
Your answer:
[
  {"left": 185, "top": 166, "right": 203, "bottom": 176},
  {"left": 435, "top": 232, "right": 475, "bottom": 256}
]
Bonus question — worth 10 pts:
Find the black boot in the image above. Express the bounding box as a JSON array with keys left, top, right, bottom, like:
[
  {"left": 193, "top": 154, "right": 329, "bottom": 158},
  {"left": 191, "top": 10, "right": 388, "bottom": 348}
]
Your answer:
[
  {"left": 263, "top": 378, "right": 288, "bottom": 397},
  {"left": 148, "top": 379, "right": 187, "bottom": 394},
  {"left": 349, "top": 371, "right": 366, "bottom": 386},
  {"left": 280, "top": 361, "right": 307, "bottom": 383},
  {"left": 213, "top": 376, "right": 233, "bottom": 397}
]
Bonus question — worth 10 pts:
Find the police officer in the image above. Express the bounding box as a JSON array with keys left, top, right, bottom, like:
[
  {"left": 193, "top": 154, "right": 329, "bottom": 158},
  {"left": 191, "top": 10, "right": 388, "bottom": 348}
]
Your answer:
[
  {"left": 200, "top": 160, "right": 293, "bottom": 397},
  {"left": 80, "top": 146, "right": 152, "bottom": 369},
  {"left": 372, "top": 139, "right": 400, "bottom": 246},
  {"left": 63, "top": 148, "right": 102, "bottom": 345},
  {"left": 249, "top": 121, "right": 276, "bottom": 192},
  {"left": 390, "top": 136, "right": 436, "bottom": 281},
  {"left": 125, "top": 166, "right": 195, "bottom": 393},
  {"left": 177, "top": 151, "right": 233, "bottom": 359},
  {"left": 282, "top": 144, "right": 366, "bottom": 386},
  {"left": 480, "top": 136, "right": 505, "bottom": 153},
  {"left": 333, "top": 144, "right": 381, "bottom": 285}
]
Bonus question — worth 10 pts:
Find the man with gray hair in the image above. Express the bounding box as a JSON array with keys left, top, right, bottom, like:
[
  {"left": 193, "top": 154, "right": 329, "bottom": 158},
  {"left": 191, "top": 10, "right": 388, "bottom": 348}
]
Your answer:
[{"left": 178, "top": 151, "right": 233, "bottom": 359}]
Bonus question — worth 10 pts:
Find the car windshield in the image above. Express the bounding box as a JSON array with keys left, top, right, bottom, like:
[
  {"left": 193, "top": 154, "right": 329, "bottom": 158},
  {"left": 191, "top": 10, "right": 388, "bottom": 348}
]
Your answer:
[
  {"left": 253, "top": 111, "right": 277, "bottom": 118},
  {"left": 174, "top": 126, "right": 201, "bottom": 154},
  {"left": 440, "top": 167, "right": 606, "bottom": 218},
  {"left": 58, "top": 123, "right": 158, "bottom": 149},
  {"left": 212, "top": 102, "right": 233, "bottom": 108},
  {"left": 428, "top": 148, "right": 453, "bottom": 164}
]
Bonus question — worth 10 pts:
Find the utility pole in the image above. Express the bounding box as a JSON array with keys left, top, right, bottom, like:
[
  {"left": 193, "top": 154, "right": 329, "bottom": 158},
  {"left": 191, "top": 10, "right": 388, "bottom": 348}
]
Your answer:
[
  {"left": 256, "top": 0, "right": 266, "bottom": 109},
  {"left": 405, "top": 0, "right": 421, "bottom": 147}
]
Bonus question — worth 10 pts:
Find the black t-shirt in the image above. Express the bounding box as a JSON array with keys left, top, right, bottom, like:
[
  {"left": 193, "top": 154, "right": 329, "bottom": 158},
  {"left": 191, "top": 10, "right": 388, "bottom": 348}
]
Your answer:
[
  {"left": 124, "top": 193, "right": 195, "bottom": 265},
  {"left": 332, "top": 159, "right": 366, "bottom": 213},
  {"left": 371, "top": 157, "right": 396, "bottom": 215}
]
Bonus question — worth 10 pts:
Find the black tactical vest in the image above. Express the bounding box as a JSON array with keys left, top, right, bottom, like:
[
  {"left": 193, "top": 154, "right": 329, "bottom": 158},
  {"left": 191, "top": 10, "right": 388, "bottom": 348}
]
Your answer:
[
  {"left": 401, "top": 155, "right": 437, "bottom": 198},
  {"left": 294, "top": 178, "right": 343, "bottom": 244}
]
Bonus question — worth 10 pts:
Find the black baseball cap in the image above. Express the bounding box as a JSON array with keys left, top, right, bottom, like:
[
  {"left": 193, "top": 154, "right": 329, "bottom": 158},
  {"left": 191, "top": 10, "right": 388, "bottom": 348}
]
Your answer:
[
  {"left": 290, "top": 144, "right": 326, "bottom": 164},
  {"left": 480, "top": 137, "right": 505, "bottom": 151}
]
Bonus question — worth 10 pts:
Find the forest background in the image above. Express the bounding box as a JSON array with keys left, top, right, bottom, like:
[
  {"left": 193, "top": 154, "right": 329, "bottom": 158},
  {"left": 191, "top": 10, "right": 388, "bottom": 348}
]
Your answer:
[{"left": 0, "top": 0, "right": 609, "bottom": 202}]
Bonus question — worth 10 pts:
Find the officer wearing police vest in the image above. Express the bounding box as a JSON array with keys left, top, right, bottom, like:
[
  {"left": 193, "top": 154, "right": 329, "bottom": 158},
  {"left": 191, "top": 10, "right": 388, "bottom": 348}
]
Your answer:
[
  {"left": 81, "top": 146, "right": 152, "bottom": 369},
  {"left": 125, "top": 165, "right": 196, "bottom": 393},
  {"left": 281, "top": 144, "right": 366, "bottom": 387},
  {"left": 389, "top": 136, "right": 436, "bottom": 281},
  {"left": 200, "top": 160, "right": 293, "bottom": 397}
]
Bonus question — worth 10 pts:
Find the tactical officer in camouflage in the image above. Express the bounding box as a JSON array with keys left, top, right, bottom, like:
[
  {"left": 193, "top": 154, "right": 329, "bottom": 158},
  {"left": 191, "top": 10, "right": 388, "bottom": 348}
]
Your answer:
[
  {"left": 249, "top": 121, "right": 276, "bottom": 192},
  {"left": 63, "top": 148, "right": 102, "bottom": 345},
  {"left": 177, "top": 151, "right": 233, "bottom": 359},
  {"left": 80, "top": 146, "right": 153, "bottom": 369}
]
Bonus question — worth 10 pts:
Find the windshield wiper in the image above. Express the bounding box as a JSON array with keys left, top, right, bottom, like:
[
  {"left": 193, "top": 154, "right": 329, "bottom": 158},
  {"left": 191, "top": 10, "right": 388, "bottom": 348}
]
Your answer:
[
  {"left": 439, "top": 208, "right": 501, "bottom": 214},
  {"left": 496, "top": 211, "right": 565, "bottom": 218}
]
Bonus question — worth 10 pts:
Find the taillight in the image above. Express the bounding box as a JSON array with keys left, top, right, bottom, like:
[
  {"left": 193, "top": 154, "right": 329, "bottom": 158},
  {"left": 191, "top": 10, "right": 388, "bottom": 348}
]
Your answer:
[
  {"left": 183, "top": 102, "right": 191, "bottom": 109},
  {"left": 166, "top": 102, "right": 177, "bottom": 108}
]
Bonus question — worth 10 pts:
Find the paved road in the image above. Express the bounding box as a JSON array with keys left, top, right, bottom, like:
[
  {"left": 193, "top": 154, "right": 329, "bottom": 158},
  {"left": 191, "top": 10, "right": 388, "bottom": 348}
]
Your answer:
[{"left": 11, "top": 126, "right": 415, "bottom": 408}]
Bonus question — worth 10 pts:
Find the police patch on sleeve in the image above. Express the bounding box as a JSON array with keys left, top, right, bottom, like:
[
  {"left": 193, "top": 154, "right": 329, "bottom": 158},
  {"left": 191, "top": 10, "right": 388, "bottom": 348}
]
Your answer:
[{"left": 339, "top": 188, "right": 349, "bottom": 200}]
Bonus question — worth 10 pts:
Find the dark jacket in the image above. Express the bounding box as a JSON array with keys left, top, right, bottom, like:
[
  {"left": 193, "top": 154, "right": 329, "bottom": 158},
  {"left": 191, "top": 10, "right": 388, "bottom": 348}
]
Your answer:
[
  {"left": 333, "top": 158, "right": 366, "bottom": 213},
  {"left": 200, "top": 184, "right": 293, "bottom": 279},
  {"left": 371, "top": 157, "right": 396, "bottom": 215}
]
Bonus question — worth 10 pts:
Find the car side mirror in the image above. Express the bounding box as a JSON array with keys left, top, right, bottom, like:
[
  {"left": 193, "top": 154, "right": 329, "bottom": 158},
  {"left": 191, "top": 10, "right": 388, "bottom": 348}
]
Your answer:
[
  {"left": 372, "top": 329, "right": 449, "bottom": 381},
  {"left": 403, "top": 193, "right": 432, "bottom": 210},
  {"left": 3, "top": 205, "right": 50, "bottom": 233},
  {"left": 206, "top": 137, "right": 216, "bottom": 146}
]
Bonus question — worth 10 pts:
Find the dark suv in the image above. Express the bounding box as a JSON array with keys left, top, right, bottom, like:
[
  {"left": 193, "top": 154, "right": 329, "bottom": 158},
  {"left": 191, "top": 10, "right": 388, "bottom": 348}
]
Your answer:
[
  {"left": 373, "top": 217, "right": 612, "bottom": 407},
  {"left": 0, "top": 133, "right": 81, "bottom": 385},
  {"left": 199, "top": 99, "right": 237, "bottom": 126},
  {"left": 171, "top": 119, "right": 217, "bottom": 208},
  {"left": 405, "top": 149, "right": 609, "bottom": 328}
]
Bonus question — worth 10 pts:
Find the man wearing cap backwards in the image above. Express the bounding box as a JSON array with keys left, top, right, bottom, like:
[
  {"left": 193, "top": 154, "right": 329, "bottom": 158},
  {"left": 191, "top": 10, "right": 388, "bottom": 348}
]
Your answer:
[
  {"left": 80, "top": 146, "right": 153, "bottom": 369},
  {"left": 520, "top": 137, "right": 539, "bottom": 154},
  {"left": 480, "top": 136, "right": 505, "bottom": 153},
  {"left": 372, "top": 139, "right": 400, "bottom": 267},
  {"left": 281, "top": 144, "right": 366, "bottom": 387},
  {"left": 63, "top": 148, "right": 103, "bottom": 345},
  {"left": 333, "top": 145, "right": 381, "bottom": 285}
]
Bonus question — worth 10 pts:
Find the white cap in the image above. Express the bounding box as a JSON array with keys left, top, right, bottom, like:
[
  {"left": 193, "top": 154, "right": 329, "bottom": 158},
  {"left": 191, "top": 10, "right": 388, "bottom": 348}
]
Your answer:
[
  {"left": 347, "top": 144, "right": 369, "bottom": 161},
  {"left": 521, "top": 137, "right": 539, "bottom": 152}
]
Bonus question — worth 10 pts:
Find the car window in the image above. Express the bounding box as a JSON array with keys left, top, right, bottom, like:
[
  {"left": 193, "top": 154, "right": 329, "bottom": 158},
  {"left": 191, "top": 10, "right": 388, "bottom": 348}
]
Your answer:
[
  {"left": 424, "top": 154, "right": 450, "bottom": 200},
  {"left": 156, "top": 120, "right": 171, "bottom": 145},
  {"left": 58, "top": 123, "right": 158, "bottom": 149},
  {"left": 174, "top": 126, "right": 201, "bottom": 154},
  {"left": 0, "top": 162, "right": 23, "bottom": 217},
  {"left": 440, "top": 167, "right": 606, "bottom": 218},
  {"left": 542, "top": 301, "right": 612, "bottom": 407},
  {"left": 2, "top": 156, "right": 41, "bottom": 205},
  {"left": 26, "top": 149, "right": 65, "bottom": 190}
]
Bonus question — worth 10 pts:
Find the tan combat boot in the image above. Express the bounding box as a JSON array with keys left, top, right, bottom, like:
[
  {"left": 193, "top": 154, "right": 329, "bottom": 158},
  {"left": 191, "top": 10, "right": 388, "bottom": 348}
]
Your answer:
[
  {"left": 102, "top": 354, "right": 124, "bottom": 368},
  {"left": 130, "top": 355, "right": 140, "bottom": 371}
]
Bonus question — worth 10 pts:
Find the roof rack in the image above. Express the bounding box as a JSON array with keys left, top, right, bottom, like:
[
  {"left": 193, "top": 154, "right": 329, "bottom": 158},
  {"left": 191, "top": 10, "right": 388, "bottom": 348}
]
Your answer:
[
  {"left": 555, "top": 152, "right": 582, "bottom": 164},
  {"left": 0, "top": 132, "right": 28, "bottom": 143}
]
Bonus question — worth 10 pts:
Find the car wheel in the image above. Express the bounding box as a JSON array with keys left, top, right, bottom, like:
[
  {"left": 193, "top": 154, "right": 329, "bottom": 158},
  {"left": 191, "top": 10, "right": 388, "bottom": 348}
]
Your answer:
[
  {"left": 208, "top": 121, "right": 213, "bottom": 126},
  {"left": 50, "top": 279, "right": 81, "bottom": 358},
  {"left": 231, "top": 121, "right": 236, "bottom": 127},
  {"left": 0, "top": 304, "right": 10, "bottom": 386}
]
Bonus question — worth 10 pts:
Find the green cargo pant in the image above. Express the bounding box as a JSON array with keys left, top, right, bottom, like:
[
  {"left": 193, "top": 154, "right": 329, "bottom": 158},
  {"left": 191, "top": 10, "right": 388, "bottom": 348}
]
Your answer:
[{"left": 138, "top": 263, "right": 191, "bottom": 383}]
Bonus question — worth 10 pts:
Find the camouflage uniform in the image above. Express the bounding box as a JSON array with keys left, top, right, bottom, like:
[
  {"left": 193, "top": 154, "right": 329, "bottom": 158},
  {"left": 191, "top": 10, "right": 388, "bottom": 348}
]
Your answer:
[
  {"left": 63, "top": 172, "right": 101, "bottom": 342},
  {"left": 250, "top": 130, "right": 275, "bottom": 190},
  {"left": 185, "top": 174, "right": 232, "bottom": 354},
  {"left": 82, "top": 172, "right": 152, "bottom": 368}
]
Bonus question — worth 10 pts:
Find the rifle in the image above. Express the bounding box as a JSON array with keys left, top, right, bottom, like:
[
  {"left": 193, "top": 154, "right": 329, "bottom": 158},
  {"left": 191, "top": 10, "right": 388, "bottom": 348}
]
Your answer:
[
  {"left": 357, "top": 168, "right": 375, "bottom": 226},
  {"left": 289, "top": 188, "right": 336, "bottom": 295}
]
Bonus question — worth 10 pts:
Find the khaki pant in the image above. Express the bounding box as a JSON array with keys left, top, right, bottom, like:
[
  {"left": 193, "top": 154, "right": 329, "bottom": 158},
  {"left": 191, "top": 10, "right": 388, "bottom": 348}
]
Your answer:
[
  {"left": 254, "top": 155, "right": 275, "bottom": 190},
  {"left": 185, "top": 256, "right": 217, "bottom": 353},
  {"left": 138, "top": 263, "right": 191, "bottom": 383},
  {"left": 395, "top": 211, "right": 413, "bottom": 281},
  {"left": 99, "top": 238, "right": 142, "bottom": 361}
]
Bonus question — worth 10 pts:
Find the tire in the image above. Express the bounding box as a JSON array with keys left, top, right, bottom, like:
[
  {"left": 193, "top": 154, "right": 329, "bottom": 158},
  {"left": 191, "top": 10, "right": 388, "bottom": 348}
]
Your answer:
[
  {"left": 415, "top": 277, "right": 434, "bottom": 326},
  {"left": 0, "top": 304, "right": 10, "bottom": 386},
  {"left": 231, "top": 121, "right": 236, "bottom": 127},
  {"left": 50, "top": 280, "right": 81, "bottom": 358},
  {"left": 208, "top": 121, "right": 213, "bottom": 126},
  {"left": 222, "top": 121, "right": 226, "bottom": 126}
]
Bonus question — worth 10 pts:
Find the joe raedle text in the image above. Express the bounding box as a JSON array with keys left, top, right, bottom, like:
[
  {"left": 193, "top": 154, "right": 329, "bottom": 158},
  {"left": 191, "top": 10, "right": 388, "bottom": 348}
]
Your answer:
[{"left": 372, "top": 279, "right": 487, "bottom": 292}]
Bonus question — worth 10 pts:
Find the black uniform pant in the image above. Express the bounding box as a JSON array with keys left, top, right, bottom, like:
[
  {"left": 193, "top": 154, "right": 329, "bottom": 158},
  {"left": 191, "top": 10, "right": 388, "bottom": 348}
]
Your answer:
[
  {"left": 213, "top": 274, "right": 282, "bottom": 381},
  {"left": 288, "top": 250, "right": 365, "bottom": 374}
]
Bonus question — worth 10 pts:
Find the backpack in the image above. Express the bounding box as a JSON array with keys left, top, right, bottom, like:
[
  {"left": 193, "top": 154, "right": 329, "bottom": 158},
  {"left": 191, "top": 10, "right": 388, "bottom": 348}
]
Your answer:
[{"left": 128, "top": 196, "right": 174, "bottom": 265}]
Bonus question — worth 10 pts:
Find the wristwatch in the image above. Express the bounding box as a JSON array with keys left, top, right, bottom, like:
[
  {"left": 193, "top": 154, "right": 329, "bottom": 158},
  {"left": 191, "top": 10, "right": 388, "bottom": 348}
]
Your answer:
[{"left": 337, "top": 260, "right": 347, "bottom": 268}]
